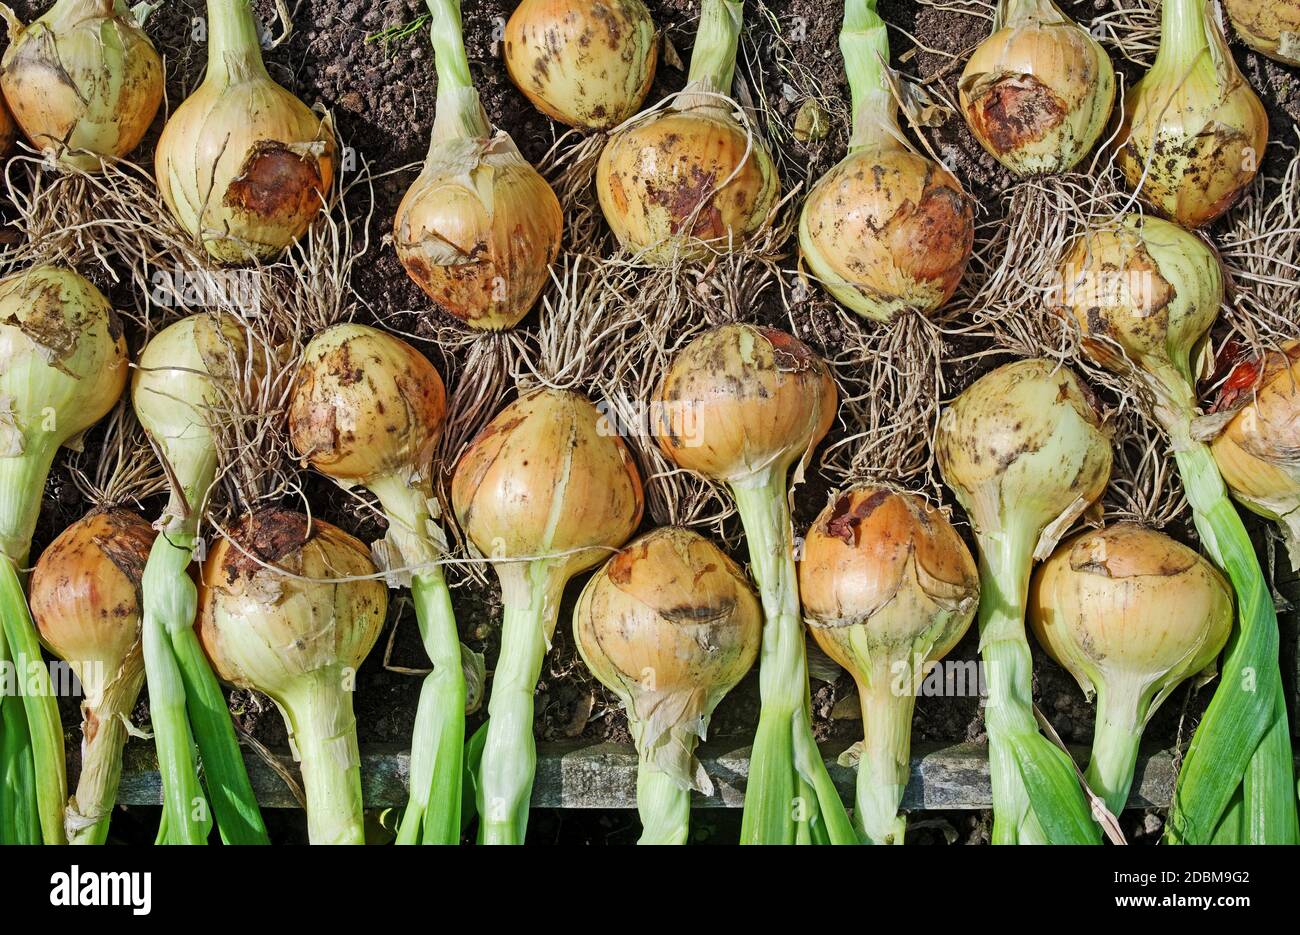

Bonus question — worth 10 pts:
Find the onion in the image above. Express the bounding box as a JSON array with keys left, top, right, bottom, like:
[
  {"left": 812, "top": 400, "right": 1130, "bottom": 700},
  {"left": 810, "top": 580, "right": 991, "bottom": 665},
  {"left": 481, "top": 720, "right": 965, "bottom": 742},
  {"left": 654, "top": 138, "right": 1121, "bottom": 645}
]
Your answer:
[
  {"left": 573, "top": 526, "right": 760, "bottom": 844},
  {"left": 653, "top": 323, "right": 856, "bottom": 845},
  {"left": 289, "top": 323, "right": 466, "bottom": 845},
  {"left": 596, "top": 0, "right": 779, "bottom": 262},
  {"left": 800, "top": 0, "right": 973, "bottom": 322},
  {"left": 1211, "top": 342, "right": 1300, "bottom": 570},
  {"left": 800, "top": 484, "right": 978, "bottom": 844},
  {"left": 504, "top": 0, "right": 658, "bottom": 130},
  {"left": 198, "top": 509, "right": 387, "bottom": 845},
  {"left": 937, "top": 357, "right": 1112, "bottom": 844},
  {"left": 0, "top": 0, "right": 163, "bottom": 171},
  {"left": 1029, "top": 523, "right": 1231, "bottom": 817},
  {"left": 1115, "top": 0, "right": 1267, "bottom": 229},
  {"left": 452, "top": 387, "right": 643, "bottom": 843},
  {"left": 1223, "top": 0, "right": 1300, "bottom": 66},
  {"left": 155, "top": 0, "right": 334, "bottom": 262},
  {"left": 395, "top": 0, "right": 562, "bottom": 331},
  {"left": 30, "top": 508, "right": 154, "bottom": 844},
  {"left": 958, "top": 0, "right": 1115, "bottom": 177}
]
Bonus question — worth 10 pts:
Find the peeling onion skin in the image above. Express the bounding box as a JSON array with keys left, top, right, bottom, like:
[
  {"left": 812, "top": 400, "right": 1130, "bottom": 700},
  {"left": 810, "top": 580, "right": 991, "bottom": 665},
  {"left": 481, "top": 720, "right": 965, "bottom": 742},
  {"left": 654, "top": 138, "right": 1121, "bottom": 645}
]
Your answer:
[
  {"left": 393, "top": 140, "right": 562, "bottom": 331},
  {"left": 1114, "top": 0, "right": 1268, "bottom": 229},
  {"left": 958, "top": 0, "right": 1115, "bottom": 177},
  {"left": 504, "top": 0, "right": 659, "bottom": 130},
  {"left": 653, "top": 323, "right": 837, "bottom": 484},
  {"left": 799, "top": 148, "right": 974, "bottom": 322},
  {"left": 0, "top": 0, "right": 163, "bottom": 172},
  {"left": 1223, "top": 0, "right": 1300, "bottom": 66}
]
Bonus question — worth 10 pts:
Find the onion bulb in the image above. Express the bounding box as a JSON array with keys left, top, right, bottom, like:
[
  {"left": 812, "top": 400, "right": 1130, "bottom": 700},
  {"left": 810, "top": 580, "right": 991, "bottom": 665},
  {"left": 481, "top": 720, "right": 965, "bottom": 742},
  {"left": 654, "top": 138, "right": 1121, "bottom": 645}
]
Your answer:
[
  {"left": 395, "top": 0, "right": 562, "bottom": 331},
  {"left": 452, "top": 387, "right": 643, "bottom": 844},
  {"left": 800, "top": 0, "right": 973, "bottom": 322},
  {"left": 573, "top": 526, "right": 760, "bottom": 844},
  {"left": 1224, "top": 0, "right": 1300, "bottom": 65},
  {"left": 289, "top": 323, "right": 467, "bottom": 845},
  {"left": 198, "top": 509, "right": 387, "bottom": 845},
  {"left": 653, "top": 324, "right": 857, "bottom": 845},
  {"left": 504, "top": 0, "right": 658, "bottom": 130},
  {"left": 1211, "top": 342, "right": 1300, "bottom": 570},
  {"left": 937, "top": 358, "right": 1111, "bottom": 844},
  {"left": 155, "top": 0, "right": 334, "bottom": 263},
  {"left": 1115, "top": 0, "right": 1267, "bottom": 229},
  {"left": 597, "top": 0, "right": 779, "bottom": 263},
  {"left": 0, "top": 0, "right": 163, "bottom": 171},
  {"left": 800, "top": 485, "right": 979, "bottom": 844},
  {"left": 1029, "top": 523, "right": 1231, "bottom": 816},
  {"left": 30, "top": 508, "right": 154, "bottom": 844},
  {"left": 958, "top": 0, "right": 1115, "bottom": 177}
]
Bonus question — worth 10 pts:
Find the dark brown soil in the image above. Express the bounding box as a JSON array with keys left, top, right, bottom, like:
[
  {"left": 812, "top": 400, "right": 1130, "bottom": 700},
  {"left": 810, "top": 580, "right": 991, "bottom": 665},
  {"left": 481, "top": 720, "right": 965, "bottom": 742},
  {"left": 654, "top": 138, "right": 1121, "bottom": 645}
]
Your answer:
[{"left": 10, "top": 0, "right": 1299, "bottom": 845}]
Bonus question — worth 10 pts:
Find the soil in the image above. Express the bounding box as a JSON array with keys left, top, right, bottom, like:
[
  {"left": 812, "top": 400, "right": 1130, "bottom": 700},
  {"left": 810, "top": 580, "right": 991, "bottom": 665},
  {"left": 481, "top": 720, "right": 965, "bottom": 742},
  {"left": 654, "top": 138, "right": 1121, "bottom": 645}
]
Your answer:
[{"left": 8, "top": 0, "right": 1299, "bottom": 844}]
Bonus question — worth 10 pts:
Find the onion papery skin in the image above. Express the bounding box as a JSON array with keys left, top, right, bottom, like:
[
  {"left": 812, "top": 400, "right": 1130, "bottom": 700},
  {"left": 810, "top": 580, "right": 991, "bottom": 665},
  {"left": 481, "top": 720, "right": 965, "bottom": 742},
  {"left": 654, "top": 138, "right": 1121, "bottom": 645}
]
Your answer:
[
  {"left": 597, "top": 107, "right": 780, "bottom": 263},
  {"left": 799, "top": 146, "right": 974, "bottom": 322},
  {"left": 1224, "top": 0, "right": 1300, "bottom": 66},
  {"left": 155, "top": 61, "right": 335, "bottom": 264},
  {"left": 654, "top": 323, "right": 836, "bottom": 484},
  {"left": 958, "top": 0, "right": 1115, "bottom": 177},
  {"left": 0, "top": 94, "right": 15, "bottom": 156},
  {"left": 504, "top": 0, "right": 658, "bottom": 130},
  {"left": 0, "top": 0, "right": 163, "bottom": 172},
  {"left": 394, "top": 136, "right": 562, "bottom": 331},
  {"left": 197, "top": 509, "right": 386, "bottom": 845}
]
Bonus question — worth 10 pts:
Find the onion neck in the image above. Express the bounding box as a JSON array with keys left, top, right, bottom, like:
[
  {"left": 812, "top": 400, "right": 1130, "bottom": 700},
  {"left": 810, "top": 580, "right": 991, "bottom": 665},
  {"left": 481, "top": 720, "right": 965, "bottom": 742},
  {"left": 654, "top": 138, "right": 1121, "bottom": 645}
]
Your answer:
[
  {"left": 853, "top": 666, "right": 915, "bottom": 844},
  {"left": 0, "top": 438, "right": 57, "bottom": 567},
  {"left": 679, "top": 0, "right": 743, "bottom": 109},
  {"left": 636, "top": 766, "right": 692, "bottom": 845},
  {"left": 205, "top": 0, "right": 270, "bottom": 85},
  {"left": 68, "top": 666, "right": 145, "bottom": 845},
  {"left": 280, "top": 666, "right": 366, "bottom": 845},
  {"left": 1084, "top": 681, "right": 1146, "bottom": 818},
  {"left": 842, "top": 0, "right": 902, "bottom": 151},
  {"left": 426, "top": 0, "right": 491, "bottom": 143},
  {"left": 998, "top": 0, "right": 1064, "bottom": 29},
  {"left": 1155, "top": 0, "right": 1210, "bottom": 72}
]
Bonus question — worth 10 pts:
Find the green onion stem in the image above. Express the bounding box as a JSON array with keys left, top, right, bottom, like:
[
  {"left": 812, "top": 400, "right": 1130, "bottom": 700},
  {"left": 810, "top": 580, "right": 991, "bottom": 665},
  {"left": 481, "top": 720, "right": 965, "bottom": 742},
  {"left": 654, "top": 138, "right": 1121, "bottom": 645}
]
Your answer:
[
  {"left": 282, "top": 666, "right": 366, "bottom": 845},
  {"left": 840, "top": 0, "right": 898, "bottom": 150},
  {"left": 1083, "top": 690, "right": 1143, "bottom": 818},
  {"left": 477, "top": 563, "right": 561, "bottom": 845},
  {"left": 205, "top": 0, "right": 269, "bottom": 81},
  {"left": 854, "top": 673, "right": 913, "bottom": 845},
  {"left": 636, "top": 766, "right": 691, "bottom": 845},
  {"left": 680, "top": 0, "right": 743, "bottom": 106},
  {"left": 1156, "top": 0, "right": 1209, "bottom": 70},
  {"left": 977, "top": 530, "right": 1100, "bottom": 844},
  {"left": 731, "top": 469, "right": 857, "bottom": 845},
  {"left": 0, "top": 618, "right": 39, "bottom": 844},
  {"left": 426, "top": 0, "right": 491, "bottom": 143},
  {"left": 67, "top": 672, "right": 142, "bottom": 845},
  {"left": 370, "top": 475, "right": 466, "bottom": 847}
]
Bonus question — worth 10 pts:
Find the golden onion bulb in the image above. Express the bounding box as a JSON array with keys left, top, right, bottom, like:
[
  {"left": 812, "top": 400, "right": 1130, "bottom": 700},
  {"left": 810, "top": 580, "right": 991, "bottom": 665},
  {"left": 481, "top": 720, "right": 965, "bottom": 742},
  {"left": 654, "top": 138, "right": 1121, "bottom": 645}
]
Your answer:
[
  {"left": 799, "top": 146, "right": 974, "bottom": 322},
  {"left": 0, "top": 93, "right": 14, "bottom": 156},
  {"left": 1115, "top": 0, "right": 1267, "bottom": 229},
  {"left": 1058, "top": 213, "right": 1223, "bottom": 383},
  {"left": 0, "top": 0, "right": 163, "bottom": 171},
  {"left": 504, "top": 0, "right": 658, "bottom": 130},
  {"left": 958, "top": 0, "right": 1115, "bottom": 177},
  {"left": 800, "top": 484, "right": 978, "bottom": 844},
  {"left": 288, "top": 323, "right": 446, "bottom": 489},
  {"left": 573, "top": 527, "right": 760, "bottom": 801},
  {"left": 1224, "top": 0, "right": 1300, "bottom": 65},
  {"left": 1029, "top": 523, "right": 1231, "bottom": 812},
  {"left": 654, "top": 323, "right": 836, "bottom": 485},
  {"left": 1212, "top": 342, "right": 1300, "bottom": 568}
]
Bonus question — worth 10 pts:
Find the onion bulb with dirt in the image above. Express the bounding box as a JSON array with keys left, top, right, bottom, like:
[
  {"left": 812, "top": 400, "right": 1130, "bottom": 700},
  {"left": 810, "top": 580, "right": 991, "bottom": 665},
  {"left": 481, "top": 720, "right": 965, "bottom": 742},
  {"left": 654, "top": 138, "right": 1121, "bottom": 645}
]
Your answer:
[
  {"left": 800, "top": 485, "right": 978, "bottom": 844},
  {"left": 573, "top": 526, "right": 760, "bottom": 844},
  {"left": 1057, "top": 215, "right": 1297, "bottom": 844},
  {"left": 1114, "top": 0, "right": 1267, "bottom": 229},
  {"left": 653, "top": 323, "right": 856, "bottom": 845},
  {"left": 1029, "top": 523, "right": 1231, "bottom": 819},
  {"left": 155, "top": 0, "right": 334, "bottom": 263},
  {"left": 30, "top": 508, "right": 154, "bottom": 844},
  {"left": 289, "top": 322, "right": 467, "bottom": 845},
  {"left": 937, "top": 357, "right": 1112, "bottom": 845},
  {"left": 198, "top": 510, "right": 386, "bottom": 845},
  {"left": 394, "top": 0, "right": 562, "bottom": 331},
  {"left": 799, "top": 0, "right": 973, "bottom": 322},
  {"left": 452, "top": 387, "right": 643, "bottom": 844},
  {"left": 0, "top": 0, "right": 163, "bottom": 171},
  {"left": 958, "top": 0, "right": 1115, "bottom": 177},
  {"left": 0, "top": 264, "right": 128, "bottom": 845},
  {"left": 1223, "top": 0, "right": 1300, "bottom": 65},
  {"left": 504, "top": 0, "right": 658, "bottom": 130},
  {"left": 596, "top": 0, "right": 779, "bottom": 263},
  {"left": 1211, "top": 342, "right": 1300, "bottom": 571}
]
